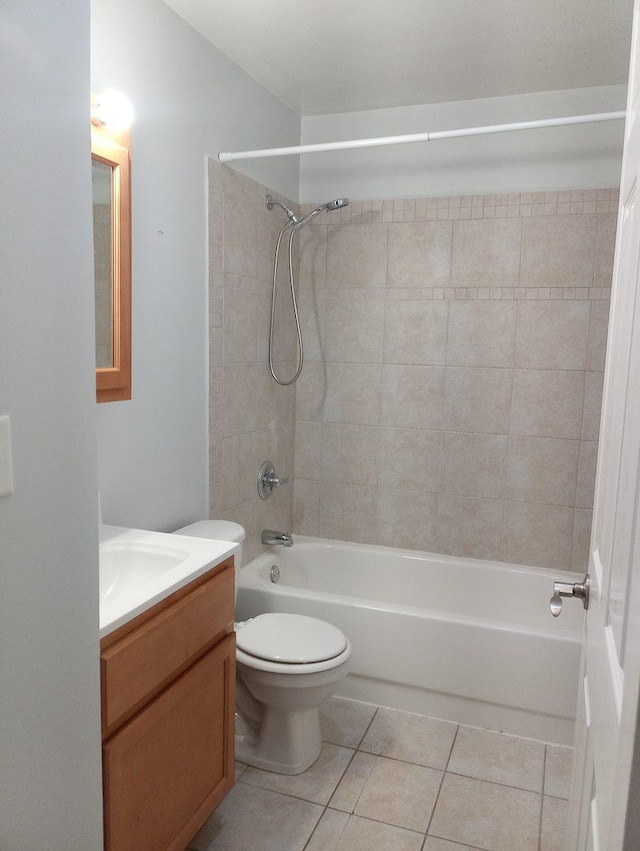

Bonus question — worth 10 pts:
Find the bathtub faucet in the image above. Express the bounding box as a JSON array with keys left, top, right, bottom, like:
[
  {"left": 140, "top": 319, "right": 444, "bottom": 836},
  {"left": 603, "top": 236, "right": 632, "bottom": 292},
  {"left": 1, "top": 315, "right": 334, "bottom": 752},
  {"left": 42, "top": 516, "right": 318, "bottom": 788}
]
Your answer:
[{"left": 261, "top": 529, "right": 294, "bottom": 547}]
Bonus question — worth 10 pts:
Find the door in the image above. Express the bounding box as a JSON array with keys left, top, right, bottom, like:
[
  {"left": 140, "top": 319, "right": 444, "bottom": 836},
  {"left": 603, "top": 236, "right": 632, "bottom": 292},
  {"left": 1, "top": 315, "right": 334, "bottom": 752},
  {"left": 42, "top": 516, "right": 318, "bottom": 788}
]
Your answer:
[{"left": 568, "top": 4, "right": 640, "bottom": 848}]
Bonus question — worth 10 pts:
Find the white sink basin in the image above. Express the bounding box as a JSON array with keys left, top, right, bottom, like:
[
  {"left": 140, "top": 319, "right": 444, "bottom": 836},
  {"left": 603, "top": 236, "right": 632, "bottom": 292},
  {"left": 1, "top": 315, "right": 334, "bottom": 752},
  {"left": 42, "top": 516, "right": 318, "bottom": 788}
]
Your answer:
[{"left": 99, "top": 525, "right": 238, "bottom": 637}]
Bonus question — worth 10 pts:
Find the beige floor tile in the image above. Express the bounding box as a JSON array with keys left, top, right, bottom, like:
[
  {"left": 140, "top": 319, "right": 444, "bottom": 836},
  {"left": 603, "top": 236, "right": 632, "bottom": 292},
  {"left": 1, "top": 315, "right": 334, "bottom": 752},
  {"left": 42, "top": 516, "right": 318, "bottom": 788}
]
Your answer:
[
  {"left": 329, "top": 752, "right": 378, "bottom": 812},
  {"left": 234, "top": 761, "right": 246, "bottom": 781},
  {"left": 305, "top": 808, "right": 350, "bottom": 850},
  {"left": 319, "top": 696, "right": 377, "bottom": 748},
  {"left": 189, "top": 783, "right": 322, "bottom": 851},
  {"left": 423, "top": 838, "right": 483, "bottom": 851},
  {"left": 544, "top": 745, "right": 573, "bottom": 799},
  {"left": 448, "top": 725, "right": 545, "bottom": 792},
  {"left": 336, "top": 815, "right": 424, "bottom": 850},
  {"left": 354, "top": 755, "right": 442, "bottom": 833},
  {"left": 429, "top": 773, "right": 541, "bottom": 851},
  {"left": 240, "top": 742, "right": 354, "bottom": 805},
  {"left": 360, "top": 706, "right": 457, "bottom": 769},
  {"left": 540, "top": 795, "right": 569, "bottom": 851}
]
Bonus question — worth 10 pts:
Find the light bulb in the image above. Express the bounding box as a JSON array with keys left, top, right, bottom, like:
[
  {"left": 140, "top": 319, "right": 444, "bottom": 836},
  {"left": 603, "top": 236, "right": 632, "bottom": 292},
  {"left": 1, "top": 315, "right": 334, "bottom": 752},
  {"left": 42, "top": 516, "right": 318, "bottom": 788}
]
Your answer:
[{"left": 92, "top": 90, "right": 133, "bottom": 133}]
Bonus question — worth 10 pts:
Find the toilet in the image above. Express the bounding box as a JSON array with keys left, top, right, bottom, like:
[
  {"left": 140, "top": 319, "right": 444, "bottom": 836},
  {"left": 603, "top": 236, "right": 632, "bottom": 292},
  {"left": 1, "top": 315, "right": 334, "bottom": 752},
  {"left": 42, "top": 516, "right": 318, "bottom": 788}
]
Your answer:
[{"left": 174, "top": 520, "right": 351, "bottom": 775}]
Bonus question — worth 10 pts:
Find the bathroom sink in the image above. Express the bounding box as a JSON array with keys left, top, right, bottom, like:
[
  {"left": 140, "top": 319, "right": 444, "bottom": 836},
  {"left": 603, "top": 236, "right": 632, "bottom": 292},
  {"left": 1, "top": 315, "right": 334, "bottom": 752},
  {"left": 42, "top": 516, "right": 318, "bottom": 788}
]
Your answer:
[
  {"left": 100, "top": 541, "right": 191, "bottom": 603},
  {"left": 99, "top": 525, "right": 238, "bottom": 637}
]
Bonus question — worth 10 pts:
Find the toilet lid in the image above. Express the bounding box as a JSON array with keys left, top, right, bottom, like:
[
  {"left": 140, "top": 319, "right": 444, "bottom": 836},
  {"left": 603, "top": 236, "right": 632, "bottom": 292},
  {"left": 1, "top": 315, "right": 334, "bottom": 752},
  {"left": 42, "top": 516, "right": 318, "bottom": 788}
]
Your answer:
[{"left": 236, "top": 613, "right": 348, "bottom": 664}]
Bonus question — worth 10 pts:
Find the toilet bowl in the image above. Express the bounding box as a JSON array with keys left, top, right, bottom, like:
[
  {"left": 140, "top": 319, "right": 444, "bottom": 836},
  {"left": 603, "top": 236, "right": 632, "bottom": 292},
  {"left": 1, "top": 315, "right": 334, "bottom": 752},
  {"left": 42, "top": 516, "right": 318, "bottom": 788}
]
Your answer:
[{"left": 173, "top": 520, "right": 351, "bottom": 775}]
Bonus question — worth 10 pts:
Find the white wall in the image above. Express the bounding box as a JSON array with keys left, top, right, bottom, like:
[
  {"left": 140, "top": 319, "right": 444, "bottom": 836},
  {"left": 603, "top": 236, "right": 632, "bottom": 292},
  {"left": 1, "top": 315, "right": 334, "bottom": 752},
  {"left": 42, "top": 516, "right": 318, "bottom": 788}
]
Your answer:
[
  {"left": 92, "top": 0, "right": 300, "bottom": 531},
  {"left": 0, "top": 1, "right": 103, "bottom": 847},
  {"left": 300, "top": 86, "right": 626, "bottom": 202}
]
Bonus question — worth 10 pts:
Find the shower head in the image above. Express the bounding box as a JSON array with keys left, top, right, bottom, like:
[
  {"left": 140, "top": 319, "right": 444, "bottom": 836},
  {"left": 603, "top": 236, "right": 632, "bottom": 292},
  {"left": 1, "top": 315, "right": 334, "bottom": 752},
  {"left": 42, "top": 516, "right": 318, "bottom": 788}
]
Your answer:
[
  {"left": 325, "top": 198, "right": 349, "bottom": 211},
  {"left": 294, "top": 197, "right": 350, "bottom": 229}
]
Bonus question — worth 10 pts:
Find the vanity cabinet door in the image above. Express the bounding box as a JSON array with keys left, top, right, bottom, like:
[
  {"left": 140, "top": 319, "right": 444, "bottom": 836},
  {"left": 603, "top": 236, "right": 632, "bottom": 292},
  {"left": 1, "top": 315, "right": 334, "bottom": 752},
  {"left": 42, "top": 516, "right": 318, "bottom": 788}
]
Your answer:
[{"left": 103, "top": 633, "right": 235, "bottom": 851}]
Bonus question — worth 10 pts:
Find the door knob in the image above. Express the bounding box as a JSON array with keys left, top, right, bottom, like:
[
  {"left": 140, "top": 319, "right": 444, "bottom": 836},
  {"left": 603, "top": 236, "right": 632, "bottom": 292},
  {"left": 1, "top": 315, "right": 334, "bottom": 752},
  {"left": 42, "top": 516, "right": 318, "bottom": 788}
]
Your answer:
[{"left": 549, "top": 573, "right": 590, "bottom": 617}]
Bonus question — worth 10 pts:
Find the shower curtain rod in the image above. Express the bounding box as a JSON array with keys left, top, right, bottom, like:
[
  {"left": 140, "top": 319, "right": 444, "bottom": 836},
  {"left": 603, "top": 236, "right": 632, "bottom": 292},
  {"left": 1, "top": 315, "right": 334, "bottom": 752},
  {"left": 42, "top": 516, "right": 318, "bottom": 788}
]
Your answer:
[{"left": 218, "top": 110, "right": 625, "bottom": 163}]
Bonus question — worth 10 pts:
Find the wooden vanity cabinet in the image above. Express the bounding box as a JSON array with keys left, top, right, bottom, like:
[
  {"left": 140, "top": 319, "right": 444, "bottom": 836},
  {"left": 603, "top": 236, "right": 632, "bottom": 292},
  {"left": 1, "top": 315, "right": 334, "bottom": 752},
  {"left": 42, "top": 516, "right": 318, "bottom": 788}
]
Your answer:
[{"left": 100, "top": 558, "right": 235, "bottom": 851}]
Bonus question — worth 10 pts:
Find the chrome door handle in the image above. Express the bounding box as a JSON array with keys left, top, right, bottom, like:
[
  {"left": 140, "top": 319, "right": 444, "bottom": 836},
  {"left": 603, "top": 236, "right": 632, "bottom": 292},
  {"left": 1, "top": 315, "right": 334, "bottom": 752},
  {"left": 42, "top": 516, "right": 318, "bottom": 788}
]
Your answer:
[{"left": 549, "top": 573, "right": 590, "bottom": 617}]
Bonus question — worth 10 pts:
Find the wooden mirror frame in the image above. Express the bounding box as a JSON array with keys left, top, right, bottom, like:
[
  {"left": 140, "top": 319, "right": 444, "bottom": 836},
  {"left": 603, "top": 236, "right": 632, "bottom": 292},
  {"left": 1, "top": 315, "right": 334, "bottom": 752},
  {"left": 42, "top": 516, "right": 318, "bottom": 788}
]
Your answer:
[{"left": 91, "top": 95, "right": 131, "bottom": 403}]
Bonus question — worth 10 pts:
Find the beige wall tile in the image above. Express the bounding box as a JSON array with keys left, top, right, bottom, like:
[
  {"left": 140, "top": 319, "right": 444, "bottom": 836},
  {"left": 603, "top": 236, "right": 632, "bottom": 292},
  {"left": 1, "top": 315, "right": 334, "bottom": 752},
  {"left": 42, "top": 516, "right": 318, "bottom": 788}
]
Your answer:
[
  {"left": 295, "top": 362, "right": 327, "bottom": 422},
  {"left": 520, "top": 214, "right": 597, "bottom": 287},
  {"left": 374, "top": 489, "right": 438, "bottom": 551},
  {"left": 443, "top": 432, "right": 508, "bottom": 499},
  {"left": 293, "top": 478, "right": 319, "bottom": 536},
  {"left": 437, "top": 495, "right": 504, "bottom": 560},
  {"left": 515, "top": 301, "right": 590, "bottom": 370},
  {"left": 586, "top": 300, "right": 611, "bottom": 371},
  {"left": 444, "top": 367, "right": 512, "bottom": 434},
  {"left": 507, "top": 436, "right": 580, "bottom": 506},
  {"left": 383, "top": 300, "right": 448, "bottom": 365},
  {"left": 503, "top": 501, "right": 574, "bottom": 569},
  {"left": 319, "top": 481, "right": 376, "bottom": 543},
  {"left": 320, "top": 422, "right": 380, "bottom": 486},
  {"left": 223, "top": 363, "right": 258, "bottom": 436},
  {"left": 324, "top": 300, "right": 385, "bottom": 363},
  {"left": 222, "top": 433, "right": 256, "bottom": 509},
  {"left": 298, "top": 297, "right": 325, "bottom": 362},
  {"left": 323, "top": 363, "right": 382, "bottom": 425},
  {"left": 381, "top": 365, "right": 444, "bottom": 429},
  {"left": 256, "top": 366, "right": 295, "bottom": 429},
  {"left": 429, "top": 773, "right": 540, "bottom": 851},
  {"left": 326, "top": 222, "right": 388, "bottom": 288},
  {"left": 594, "top": 212, "right": 617, "bottom": 287},
  {"left": 378, "top": 427, "right": 442, "bottom": 492},
  {"left": 582, "top": 371, "right": 604, "bottom": 440},
  {"left": 571, "top": 508, "right": 592, "bottom": 573},
  {"left": 576, "top": 440, "right": 598, "bottom": 509},
  {"left": 387, "top": 221, "right": 452, "bottom": 288},
  {"left": 447, "top": 300, "right": 517, "bottom": 367},
  {"left": 510, "top": 369, "right": 585, "bottom": 439},
  {"left": 451, "top": 218, "right": 522, "bottom": 286},
  {"left": 223, "top": 198, "right": 257, "bottom": 278},
  {"left": 298, "top": 224, "right": 327, "bottom": 289},
  {"left": 294, "top": 421, "right": 322, "bottom": 479}
]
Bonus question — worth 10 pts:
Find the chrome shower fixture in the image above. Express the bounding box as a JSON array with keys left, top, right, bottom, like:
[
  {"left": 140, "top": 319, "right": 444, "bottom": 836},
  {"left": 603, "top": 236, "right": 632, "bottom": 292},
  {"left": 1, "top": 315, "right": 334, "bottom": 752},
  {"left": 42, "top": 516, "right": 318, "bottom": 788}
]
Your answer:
[
  {"left": 266, "top": 195, "right": 350, "bottom": 386},
  {"left": 265, "top": 194, "right": 298, "bottom": 224}
]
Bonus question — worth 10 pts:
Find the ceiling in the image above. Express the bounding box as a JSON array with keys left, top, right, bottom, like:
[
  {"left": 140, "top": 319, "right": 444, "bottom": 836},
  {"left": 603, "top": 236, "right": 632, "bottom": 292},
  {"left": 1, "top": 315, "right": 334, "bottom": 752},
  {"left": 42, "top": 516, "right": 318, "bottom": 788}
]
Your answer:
[{"left": 163, "top": 0, "right": 632, "bottom": 115}]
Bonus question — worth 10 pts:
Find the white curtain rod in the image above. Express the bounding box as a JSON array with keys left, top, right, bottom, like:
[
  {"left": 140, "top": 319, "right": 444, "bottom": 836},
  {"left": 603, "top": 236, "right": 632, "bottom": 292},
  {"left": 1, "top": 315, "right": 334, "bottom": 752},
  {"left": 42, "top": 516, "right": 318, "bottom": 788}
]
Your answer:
[{"left": 218, "top": 110, "right": 625, "bottom": 163}]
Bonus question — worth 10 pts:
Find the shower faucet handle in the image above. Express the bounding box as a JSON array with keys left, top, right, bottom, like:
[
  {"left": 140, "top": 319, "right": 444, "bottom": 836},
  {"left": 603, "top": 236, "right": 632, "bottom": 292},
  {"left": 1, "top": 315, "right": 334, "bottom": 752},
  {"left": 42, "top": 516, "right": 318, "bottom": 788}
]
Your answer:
[
  {"left": 257, "top": 461, "right": 289, "bottom": 500},
  {"left": 549, "top": 574, "right": 590, "bottom": 617}
]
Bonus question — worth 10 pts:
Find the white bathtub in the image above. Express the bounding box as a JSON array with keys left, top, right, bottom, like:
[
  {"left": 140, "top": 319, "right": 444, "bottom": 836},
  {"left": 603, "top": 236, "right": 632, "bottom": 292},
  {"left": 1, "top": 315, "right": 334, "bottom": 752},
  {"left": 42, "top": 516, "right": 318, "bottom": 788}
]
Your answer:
[{"left": 236, "top": 536, "right": 584, "bottom": 745}]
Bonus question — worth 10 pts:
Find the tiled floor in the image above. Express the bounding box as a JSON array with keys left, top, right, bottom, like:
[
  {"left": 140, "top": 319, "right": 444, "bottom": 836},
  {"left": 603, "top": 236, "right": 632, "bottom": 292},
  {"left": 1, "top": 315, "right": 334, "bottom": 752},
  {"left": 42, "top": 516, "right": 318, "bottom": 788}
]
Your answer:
[{"left": 188, "top": 697, "right": 572, "bottom": 851}]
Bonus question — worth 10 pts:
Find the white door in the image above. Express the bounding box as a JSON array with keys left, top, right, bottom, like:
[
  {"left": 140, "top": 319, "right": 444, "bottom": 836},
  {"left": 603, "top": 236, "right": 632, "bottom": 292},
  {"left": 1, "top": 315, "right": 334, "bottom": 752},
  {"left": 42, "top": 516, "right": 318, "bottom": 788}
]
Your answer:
[{"left": 568, "top": 4, "right": 640, "bottom": 848}]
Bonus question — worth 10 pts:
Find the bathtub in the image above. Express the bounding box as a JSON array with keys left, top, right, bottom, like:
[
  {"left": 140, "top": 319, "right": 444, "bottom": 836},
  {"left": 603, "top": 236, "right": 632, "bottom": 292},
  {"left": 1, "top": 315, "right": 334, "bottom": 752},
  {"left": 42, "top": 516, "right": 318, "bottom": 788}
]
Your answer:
[{"left": 236, "top": 536, "right": 583, "bottom": 745}]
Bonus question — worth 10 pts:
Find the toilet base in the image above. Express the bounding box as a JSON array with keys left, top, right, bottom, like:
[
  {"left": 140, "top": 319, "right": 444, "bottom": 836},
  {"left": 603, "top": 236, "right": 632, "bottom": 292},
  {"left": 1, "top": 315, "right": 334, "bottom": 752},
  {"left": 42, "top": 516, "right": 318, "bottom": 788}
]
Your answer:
[{"left": 235, "top": 706, "right": 322, "bottom": 775}]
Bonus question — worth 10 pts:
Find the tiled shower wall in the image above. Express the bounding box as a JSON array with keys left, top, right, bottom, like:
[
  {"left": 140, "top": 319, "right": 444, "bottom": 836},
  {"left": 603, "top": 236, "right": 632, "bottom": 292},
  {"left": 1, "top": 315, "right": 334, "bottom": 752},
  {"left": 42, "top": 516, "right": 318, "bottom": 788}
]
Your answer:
[
  {"left": 292, "top": 191, "right": 616, "bottom": 572},
  {"left": 208, "top": 160, "right": 298, "bottom": 563}
]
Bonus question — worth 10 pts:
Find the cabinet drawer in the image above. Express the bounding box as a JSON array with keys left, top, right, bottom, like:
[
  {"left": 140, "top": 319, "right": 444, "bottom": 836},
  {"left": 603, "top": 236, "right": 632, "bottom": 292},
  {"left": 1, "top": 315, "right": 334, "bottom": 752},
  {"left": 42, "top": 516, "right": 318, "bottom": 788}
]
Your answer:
[
  {"left": 103, "top": 633, "right": 235, "bottom": 851},
  {"left": 101, "top": 563, "right": 234, "bottom": 735}
]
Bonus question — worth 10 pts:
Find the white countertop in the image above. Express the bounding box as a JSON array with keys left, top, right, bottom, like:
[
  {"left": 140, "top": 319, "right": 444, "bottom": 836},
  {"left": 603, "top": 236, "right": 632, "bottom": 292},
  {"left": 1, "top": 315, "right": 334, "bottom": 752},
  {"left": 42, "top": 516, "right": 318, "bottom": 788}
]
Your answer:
[{"left": 99, "top": 525, "right": 238, "bottom": 638}]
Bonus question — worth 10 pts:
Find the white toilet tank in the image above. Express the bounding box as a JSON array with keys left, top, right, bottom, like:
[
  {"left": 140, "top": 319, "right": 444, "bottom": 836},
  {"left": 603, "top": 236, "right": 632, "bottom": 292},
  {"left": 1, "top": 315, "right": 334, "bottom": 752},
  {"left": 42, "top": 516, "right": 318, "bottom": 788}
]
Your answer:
[{"left": 173, "top": 519, "right": 246, "bottom": 571}]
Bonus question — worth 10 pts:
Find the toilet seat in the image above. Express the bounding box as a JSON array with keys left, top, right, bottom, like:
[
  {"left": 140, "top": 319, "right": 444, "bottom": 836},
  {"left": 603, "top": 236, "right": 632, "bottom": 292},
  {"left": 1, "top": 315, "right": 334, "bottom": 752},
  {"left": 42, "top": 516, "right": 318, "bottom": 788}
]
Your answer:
[{"left": 236, "top": 613, "right": 348, "bottom": 664}]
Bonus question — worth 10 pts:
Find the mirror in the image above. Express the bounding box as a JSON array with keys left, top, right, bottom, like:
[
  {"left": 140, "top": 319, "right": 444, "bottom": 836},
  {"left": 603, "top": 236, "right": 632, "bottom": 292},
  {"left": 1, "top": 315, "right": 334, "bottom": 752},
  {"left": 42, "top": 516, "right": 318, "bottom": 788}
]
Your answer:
[{"left": 91, "top": 96, "right": 131, "bottom": 402}]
